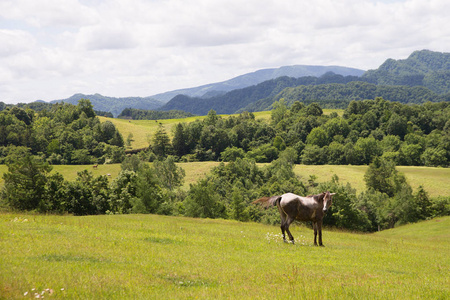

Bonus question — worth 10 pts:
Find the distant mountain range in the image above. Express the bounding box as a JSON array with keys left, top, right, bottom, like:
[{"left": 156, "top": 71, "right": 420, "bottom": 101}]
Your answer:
[
  {"left": 150, "top": 65, "right": 365, "bottom": 102},
  {"left": 50, "top": 93, "right": 164, "bottom": 117},
  {"left": 49, "top": 50, "right": 450, "bottom": 116}
]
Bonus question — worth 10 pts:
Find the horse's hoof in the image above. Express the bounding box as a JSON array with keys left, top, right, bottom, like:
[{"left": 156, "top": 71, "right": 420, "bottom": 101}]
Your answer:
[{"left": 320, "top": 244, "right": 325, "bottom": 247}]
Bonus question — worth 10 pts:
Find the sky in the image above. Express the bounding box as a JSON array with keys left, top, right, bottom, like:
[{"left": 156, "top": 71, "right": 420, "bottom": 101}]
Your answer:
[{"left": 1, "top": 0, "right": 449, "bottom": 104}]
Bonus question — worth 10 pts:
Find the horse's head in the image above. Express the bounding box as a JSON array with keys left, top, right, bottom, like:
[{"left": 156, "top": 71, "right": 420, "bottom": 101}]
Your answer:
[{"left": 322, "top": 191, "right": 336, "bottom": 212}]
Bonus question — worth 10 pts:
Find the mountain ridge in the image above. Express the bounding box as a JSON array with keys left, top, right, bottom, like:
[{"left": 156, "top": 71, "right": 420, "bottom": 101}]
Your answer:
[
  {"left": 44, "top": 50, "right": 449, "bottom": 116},
  {"left": 150, "top": 65, "right": 365, "bottom": 102}
]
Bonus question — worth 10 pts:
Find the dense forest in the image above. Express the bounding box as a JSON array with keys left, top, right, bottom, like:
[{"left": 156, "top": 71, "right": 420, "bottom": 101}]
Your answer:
[
  {"left": 0, "top": 99, "right": 124, "bottom": 164},
  {"left": 160, "top": 77, "right": 450, "bottom": 115},
  {"left": 148, "top": 98, "right": 450, "bottom": 167},
  {"left": 362, "top": 50, "right": 450, "bottom": 94},
  {"left": 1, "top": 98, "right": 449, "bottom": 232}
]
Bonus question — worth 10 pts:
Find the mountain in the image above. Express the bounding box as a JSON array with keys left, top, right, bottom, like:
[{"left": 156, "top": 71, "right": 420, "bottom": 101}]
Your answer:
[
  {"left": 362, "top": 50, "right": 450, "bottom": 94},
  {"left": 247, "top": 81, "right": 450, "bottom": 112},
  {"left": 150, "top": 65, "right": 365, "bottom": 102},
  {"left": 50, "top": 93, "right": 163, "bottom": 117},
  {"left": 159, "top": 73, "right": 362, "bottom": 115},
  {"left": 161, "top": 50, "right": 450, "bottom": 115}
]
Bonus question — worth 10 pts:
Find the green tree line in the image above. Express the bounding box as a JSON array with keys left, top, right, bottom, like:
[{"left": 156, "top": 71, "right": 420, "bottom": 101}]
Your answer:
[
  {"left": 0, "top": 99, "right": 124, "bottom": 164},
  {"left": 146, "top": 98, "right": 450, "bottom": 167},
  {"left": 117, "top": 108, "right": 194, "bottom": 120},
  {"left": 1, "top": 147, "right": 448, "bottom": 231}
]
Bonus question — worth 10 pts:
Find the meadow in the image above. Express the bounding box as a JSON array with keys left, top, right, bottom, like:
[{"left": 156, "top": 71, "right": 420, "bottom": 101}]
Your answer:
[
  {"left": 1, "top": 162, "right": 449, "bottom": 197},
  {"left": 99, "top": 109, "right": 341, "bottom": 150},
  {"left": 0, "top": 212, "right": 448, "bottom": 299}
]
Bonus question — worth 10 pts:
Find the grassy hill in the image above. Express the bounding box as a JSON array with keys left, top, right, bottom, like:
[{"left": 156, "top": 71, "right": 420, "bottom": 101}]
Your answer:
[
  {"left": 1, "top": 212, "right": 448, "bottom": 299},
  {"left": 1, "top": 162, "right": 448, "bottom": 198},
  {"left": 99, "top": 109, "right": 341, "bottom": 150}
]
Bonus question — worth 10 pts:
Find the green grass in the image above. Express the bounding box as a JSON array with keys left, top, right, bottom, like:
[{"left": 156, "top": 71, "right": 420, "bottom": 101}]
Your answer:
[
  {"left": 1, "top": 212, "right": 448, "bottom": 299},
  {"left": 98, "top": 112, "right": 274, "bottom": 150},
  {"left": 293, "top": 164, "right": 450, "bottom": 198}
]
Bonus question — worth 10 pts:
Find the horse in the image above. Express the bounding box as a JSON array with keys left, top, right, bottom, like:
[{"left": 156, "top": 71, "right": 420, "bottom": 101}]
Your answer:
[{"left": 253, "top": 191, "right": 335, "bottom": 246}]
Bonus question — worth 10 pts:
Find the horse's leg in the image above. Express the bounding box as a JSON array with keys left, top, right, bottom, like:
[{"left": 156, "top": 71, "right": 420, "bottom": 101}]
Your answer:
[
  {"left": 313, "top": 222, "right": 318, "bottom": 246},
  {"left": 285, "top": 217, "right": 296, "bottom": 244},
  {"left": 277, "top": 205, "right": 287, "bottom": 242},
  {"left": 318, "top": 221, "right": 324, "bottom": 247}
]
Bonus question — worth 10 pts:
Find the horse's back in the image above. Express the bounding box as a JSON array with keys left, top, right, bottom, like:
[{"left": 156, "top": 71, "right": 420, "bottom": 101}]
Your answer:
[
  {"left": 280, "top": 193, "right": 318, "bottom": 221},
  {"left": 280, "top": 193, "right": 316, "bottom": 207}
]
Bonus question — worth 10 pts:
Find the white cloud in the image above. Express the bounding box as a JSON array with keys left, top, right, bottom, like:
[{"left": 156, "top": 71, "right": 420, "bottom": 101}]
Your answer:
[
  {"left": 0, "top": 29, "right": 35, "bottom": 57},
  {"left": 0, "top": 0, "right": 449, "bottom": 103}
]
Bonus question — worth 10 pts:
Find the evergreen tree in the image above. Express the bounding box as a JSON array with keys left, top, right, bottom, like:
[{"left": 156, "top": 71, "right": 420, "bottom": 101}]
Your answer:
[
  {"left": 152, "top": 124, "right": 172, "bottom": 157},
  {"left": 172, "top": 123, "right": 188, "bottom": 157}
]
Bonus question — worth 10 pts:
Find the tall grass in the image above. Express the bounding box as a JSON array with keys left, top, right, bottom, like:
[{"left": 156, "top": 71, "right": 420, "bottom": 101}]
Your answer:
[{"left": 1, "top": 212, "right": 448, "bottom": 299}]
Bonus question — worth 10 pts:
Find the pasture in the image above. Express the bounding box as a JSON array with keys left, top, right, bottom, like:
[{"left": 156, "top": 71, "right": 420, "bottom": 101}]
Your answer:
[
  {"left": 0, "top": 163, "right": 449, "bottom": 197},
  {"left": 0, "top": 212, "right": 448, "bottom": 299}
]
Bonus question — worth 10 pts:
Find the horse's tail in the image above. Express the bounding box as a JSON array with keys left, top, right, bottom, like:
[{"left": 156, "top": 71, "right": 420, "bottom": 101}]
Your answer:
[{"left": 252, "top": 196, "right": 281, "bottom": 208}]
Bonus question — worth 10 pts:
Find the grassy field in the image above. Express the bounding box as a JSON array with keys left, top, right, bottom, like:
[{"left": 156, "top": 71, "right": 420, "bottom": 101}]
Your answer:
[
  {"left": 98, "top": 112, "right": 276, "bottom": 150},
  {"left": 0, "top": 212, "right": 448, "bottom": 299},
  {"left": 0, "top": 163, "right": 449, "bottom": 197},
  {"left": 100, "top": 109, "right": 342, "bottom": 150}
]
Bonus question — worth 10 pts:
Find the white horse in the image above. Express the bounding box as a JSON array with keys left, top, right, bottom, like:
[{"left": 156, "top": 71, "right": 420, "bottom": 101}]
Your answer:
[{"left": 253, "top": 191, "right": 335, "bottom": 246}]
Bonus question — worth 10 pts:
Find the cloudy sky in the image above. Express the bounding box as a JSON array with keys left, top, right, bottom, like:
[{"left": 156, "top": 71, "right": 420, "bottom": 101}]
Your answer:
[{"left": 1, "top": 0, "right": 449, "bottom": 104}]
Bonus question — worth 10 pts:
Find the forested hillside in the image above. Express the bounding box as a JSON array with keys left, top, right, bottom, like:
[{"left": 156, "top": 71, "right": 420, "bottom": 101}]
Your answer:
[
  {"left": 159, "top": 73, "right": 362, "bottom": 115},
  {"left": 51, "top": 93, "right": 163, "bottom": 117},
  {"left": 362, "top": 50, "right": 450, "bottom": 94},
  {"left": 248, "top": 81, "right": 450, "bottom": 112},
  {"left": 150, "top": 65, "right": 365, "bottom": 102}
]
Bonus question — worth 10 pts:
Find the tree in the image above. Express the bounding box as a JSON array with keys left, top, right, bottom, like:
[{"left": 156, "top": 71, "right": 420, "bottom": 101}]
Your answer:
[
  {"left": 353, "top": 136, "right": 382, "bottom": 165},
  {"left": 421, "top": 147, "right": 448, "bottom": 167},
  {"left": 135, "top": 164, "right": 163, "bottom": 213},
  {"left": 386, "top": 113, "right": 408, "bottom": 139},
  {"left": 152, "top": 124, "right": 172, "bottom": 157},
  {"left": 271, "top": 99, "right": 288, "bottom": 124},
  {"left": 364, "top": 156, "right": 407, "bottom": 197},
  {"left": 221, "top": 146, "right": 245, "bottom": 162},
  {"left": 1, "top": 148, "right": 52, "bottom": 211},
  {"left": 305, "top": 102, "right": 323, "bottom": 116},
  {"left": 301, "top": 145, "right": 327, "bottom": 165},
  {"left": 204, "top": 110, "right": 219, "bottom": 126},
  {"left": 121, "top": 155, "right": 143, "bottom": 172},
  {"left": 77, "top": 99, "right": 96, "bottom": 118},
  {"left": 230, "top": 185, "right": 250, "bottom": 222},
  {"left": 183, "top": 179, "right": 226, "bottom": 219},
  {"left": 172, "top": 123, "right": 188, "bottom": 157},
  {"left": 152, "top": 156, "right": 186, "bottom": 190},
  {"left": 306, "top": 127, "right": 328, "bottom": 147}
]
